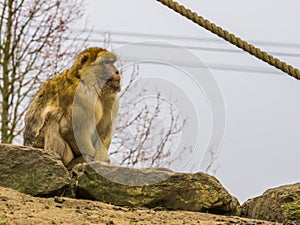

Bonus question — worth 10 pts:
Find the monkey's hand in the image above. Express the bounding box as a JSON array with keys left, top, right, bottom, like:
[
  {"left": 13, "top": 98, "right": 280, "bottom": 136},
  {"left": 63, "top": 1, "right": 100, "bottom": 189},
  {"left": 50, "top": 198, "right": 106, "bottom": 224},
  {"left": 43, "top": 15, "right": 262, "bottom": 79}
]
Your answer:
[{"left": 93, "top": 139, "right": 110, "bottom": 163}]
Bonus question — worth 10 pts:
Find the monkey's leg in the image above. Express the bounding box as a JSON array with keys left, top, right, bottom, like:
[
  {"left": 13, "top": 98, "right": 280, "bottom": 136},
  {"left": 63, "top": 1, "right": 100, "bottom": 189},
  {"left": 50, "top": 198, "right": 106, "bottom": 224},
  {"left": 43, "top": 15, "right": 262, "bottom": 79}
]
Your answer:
[{"left": 44, "top": 121, "right": 74, "bottom": 166}]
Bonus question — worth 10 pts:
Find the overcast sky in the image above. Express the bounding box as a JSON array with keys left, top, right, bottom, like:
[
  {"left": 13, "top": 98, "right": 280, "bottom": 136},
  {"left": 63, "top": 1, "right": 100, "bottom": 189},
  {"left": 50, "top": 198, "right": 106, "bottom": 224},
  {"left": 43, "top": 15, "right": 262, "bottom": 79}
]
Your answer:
[{"left": 75, "top": 0, "right": 300, "bottom": 203}]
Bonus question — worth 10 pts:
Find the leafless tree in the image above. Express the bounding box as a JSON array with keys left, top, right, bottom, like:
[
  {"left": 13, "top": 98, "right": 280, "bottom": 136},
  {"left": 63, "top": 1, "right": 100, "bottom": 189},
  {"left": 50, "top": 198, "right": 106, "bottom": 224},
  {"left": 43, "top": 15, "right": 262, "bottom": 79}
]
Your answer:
[
  {"left": 0, "top": 0, "right": 88, "bottom": 143},
  {"left": 109, "top": 63, "right": 192, "bottom": 168},
  {"left": 203, "top": 145, "right": 221, "bottom": 175}
]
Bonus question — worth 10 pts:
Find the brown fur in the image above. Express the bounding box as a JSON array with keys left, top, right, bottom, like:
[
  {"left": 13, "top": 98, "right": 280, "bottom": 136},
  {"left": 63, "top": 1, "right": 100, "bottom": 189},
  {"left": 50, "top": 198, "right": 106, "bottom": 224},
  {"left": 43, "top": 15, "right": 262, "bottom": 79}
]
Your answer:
[{"left": 24, "top": 47, "right": 120, "bottom": 168}]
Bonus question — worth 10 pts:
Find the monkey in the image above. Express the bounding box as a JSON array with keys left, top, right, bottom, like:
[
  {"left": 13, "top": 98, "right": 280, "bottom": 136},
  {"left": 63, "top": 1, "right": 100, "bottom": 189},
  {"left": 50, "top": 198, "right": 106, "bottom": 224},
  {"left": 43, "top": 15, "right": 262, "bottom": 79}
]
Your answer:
[{"left": 23, "top": 47, "right": 121, "bottom": 169}]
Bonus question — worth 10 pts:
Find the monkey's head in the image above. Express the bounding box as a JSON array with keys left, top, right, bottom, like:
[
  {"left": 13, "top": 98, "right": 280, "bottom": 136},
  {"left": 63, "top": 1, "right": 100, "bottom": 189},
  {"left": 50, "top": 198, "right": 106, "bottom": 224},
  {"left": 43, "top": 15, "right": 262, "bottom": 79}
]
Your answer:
[{"left": 72, "top": 47, "right": 121, "bottom": 94}]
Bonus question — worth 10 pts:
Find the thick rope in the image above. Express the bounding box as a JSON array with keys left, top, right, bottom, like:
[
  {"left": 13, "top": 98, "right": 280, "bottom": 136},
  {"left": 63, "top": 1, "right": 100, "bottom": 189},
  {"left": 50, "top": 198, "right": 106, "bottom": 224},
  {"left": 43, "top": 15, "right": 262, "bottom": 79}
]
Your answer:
[{"left": 156, "top": 0, "right": 300, "bottom": 80}]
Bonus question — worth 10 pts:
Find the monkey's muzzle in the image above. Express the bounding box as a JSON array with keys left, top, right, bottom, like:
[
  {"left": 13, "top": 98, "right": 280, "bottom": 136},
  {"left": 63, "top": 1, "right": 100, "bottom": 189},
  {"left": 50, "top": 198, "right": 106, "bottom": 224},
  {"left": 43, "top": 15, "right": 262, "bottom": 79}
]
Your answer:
[{"left": 106, "top": 72, "right": 121, "bottom": 91}]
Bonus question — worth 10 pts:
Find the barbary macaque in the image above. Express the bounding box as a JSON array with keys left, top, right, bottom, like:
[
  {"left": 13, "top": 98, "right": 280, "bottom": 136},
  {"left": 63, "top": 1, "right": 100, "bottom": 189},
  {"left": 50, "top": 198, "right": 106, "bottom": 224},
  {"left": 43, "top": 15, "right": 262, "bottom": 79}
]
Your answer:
[{"left": 24, "top": 47, "right": 121, "bottom": 169}]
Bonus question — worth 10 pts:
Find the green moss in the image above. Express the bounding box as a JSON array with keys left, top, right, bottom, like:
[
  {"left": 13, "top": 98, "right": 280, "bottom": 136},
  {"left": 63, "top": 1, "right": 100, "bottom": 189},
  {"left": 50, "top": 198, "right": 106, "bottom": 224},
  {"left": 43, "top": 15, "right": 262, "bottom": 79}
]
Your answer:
[
  {"left": 282, "top": 196, "right": 300, "bottom": 222},
  {"left": 129, "top": 218, "right": 138, "bottom": 225}
]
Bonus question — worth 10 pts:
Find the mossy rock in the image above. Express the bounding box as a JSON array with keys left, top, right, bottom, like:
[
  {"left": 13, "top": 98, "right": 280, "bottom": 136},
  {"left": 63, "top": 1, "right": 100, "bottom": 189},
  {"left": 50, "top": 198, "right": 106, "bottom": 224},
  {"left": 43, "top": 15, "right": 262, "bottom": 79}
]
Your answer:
[
  {"left": 0, "top": 144, "right": 70, "bottom": 196},
  {"left": 242, "top": 183, "right": 300, "bottom": 224},
  {"left": 72, "top": 162, "right": 240, "bottom": 215}
]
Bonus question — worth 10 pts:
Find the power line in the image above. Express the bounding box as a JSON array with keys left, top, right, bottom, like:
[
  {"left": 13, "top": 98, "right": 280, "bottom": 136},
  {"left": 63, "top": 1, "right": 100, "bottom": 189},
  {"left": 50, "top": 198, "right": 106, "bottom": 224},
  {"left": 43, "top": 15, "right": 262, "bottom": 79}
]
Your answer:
[
  {"left": 69, "top": 36, "right": 300, "bottom": 58},
  {"left": 66, "top": 33, "right": 293, "bottom": 75},
  {"left": 111, "top": 40, "right": 300, "bottom": 58},
  {"left": 71, "top": 29, "right": 300, "bottom": 49}
]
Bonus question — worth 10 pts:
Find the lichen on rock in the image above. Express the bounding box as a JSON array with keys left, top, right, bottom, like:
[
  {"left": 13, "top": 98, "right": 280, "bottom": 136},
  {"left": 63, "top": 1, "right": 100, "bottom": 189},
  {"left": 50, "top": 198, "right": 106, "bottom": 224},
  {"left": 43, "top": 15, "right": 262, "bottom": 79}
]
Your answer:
[
  {"left": 241, "top": 183, "right": 300, "bottom": 224},
  {"left": 72, "top": 162, "right": 240, "bottom": 215},
  {"left": 0, "top": 144, "right": 70, "bottom": 196}
]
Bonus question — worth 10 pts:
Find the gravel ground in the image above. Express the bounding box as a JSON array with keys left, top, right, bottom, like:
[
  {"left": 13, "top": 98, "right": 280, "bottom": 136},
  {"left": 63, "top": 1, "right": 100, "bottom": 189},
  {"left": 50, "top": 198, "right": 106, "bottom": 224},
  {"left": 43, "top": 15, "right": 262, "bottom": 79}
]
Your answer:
[{"left": 0, "top": 187, "right": 282, "bottom": 225}]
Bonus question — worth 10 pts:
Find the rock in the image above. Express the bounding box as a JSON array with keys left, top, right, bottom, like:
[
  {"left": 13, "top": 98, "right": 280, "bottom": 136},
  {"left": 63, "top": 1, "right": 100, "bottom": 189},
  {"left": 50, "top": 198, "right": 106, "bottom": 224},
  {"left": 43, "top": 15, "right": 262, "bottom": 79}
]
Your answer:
[
  {"left": 72, "top": 162, "right": 240, "bottom": 215},
  {"left": 241, "top": 183, "right": 300, "bottom": 224},
  {"left": 0, "top": 143, "right": 70, "bottom": 196},
  {"left": 54, "top": 196, "right": 65, "bottom": 204},
  {"left": 0, "top": 143, "right": 241, "bottom": 216}
]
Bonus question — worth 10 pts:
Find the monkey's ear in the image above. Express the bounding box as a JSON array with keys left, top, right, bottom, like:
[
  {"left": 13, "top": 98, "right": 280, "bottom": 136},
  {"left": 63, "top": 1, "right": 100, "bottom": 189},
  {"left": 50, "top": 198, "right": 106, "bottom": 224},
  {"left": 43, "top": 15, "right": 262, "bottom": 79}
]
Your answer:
[{"left": 80, "top": 54, "right": 89, "bottom": 65}]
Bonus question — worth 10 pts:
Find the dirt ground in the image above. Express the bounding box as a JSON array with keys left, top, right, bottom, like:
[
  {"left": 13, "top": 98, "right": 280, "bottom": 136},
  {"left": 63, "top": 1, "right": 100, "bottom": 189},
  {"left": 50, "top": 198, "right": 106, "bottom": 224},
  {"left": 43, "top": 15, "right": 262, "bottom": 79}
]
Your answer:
[{"left": 0, "top": 187, "right": 281, "bottom": 225}]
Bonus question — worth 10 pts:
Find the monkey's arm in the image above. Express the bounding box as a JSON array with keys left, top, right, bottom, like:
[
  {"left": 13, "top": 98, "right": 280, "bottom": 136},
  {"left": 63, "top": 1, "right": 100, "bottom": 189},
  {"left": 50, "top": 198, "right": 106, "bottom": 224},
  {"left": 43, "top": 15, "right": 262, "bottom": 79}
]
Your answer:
[
  {"left": 93, "top": 96, "right": 118, "bottom": 162},
  {"left": 93, "top": 124, "right": 112, "bottom": 162},
  {"left": 93, "top": 138, "right": 110, "bottom": 162},
  {"left": 71, "top": 85, "right": 100, "bottom": 161}
]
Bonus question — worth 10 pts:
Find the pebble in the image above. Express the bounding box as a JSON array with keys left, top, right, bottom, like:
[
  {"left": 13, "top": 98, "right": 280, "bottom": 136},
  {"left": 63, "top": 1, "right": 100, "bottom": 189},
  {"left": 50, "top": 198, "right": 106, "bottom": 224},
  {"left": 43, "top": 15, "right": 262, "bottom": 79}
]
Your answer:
[{"left": 54, "top": 196, "right": 65, "bottom": 204}]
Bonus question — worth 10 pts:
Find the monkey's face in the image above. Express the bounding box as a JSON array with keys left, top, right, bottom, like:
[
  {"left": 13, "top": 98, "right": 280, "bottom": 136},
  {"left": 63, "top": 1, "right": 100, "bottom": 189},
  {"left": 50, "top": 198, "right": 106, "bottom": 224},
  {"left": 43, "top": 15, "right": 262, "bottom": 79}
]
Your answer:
[
  {"left": 77, "top": 48, "right": 121, "bottom": 94},
  {"left": 99, "top": 60, "right": 121, "bottom": 93}
]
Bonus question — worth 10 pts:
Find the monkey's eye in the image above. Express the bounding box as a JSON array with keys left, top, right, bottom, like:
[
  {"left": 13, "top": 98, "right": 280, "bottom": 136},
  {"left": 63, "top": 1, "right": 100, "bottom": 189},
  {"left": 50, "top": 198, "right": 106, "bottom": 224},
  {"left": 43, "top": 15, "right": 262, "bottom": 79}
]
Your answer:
[{"left": 81, "top": 55, "right": 89, "bottom": 65}]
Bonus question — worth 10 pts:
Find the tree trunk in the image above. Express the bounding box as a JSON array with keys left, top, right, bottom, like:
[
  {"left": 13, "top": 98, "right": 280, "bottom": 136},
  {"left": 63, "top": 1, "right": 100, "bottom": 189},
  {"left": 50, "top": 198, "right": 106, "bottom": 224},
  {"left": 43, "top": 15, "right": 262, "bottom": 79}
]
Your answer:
[{"left": 1, "top": 0, "right": 13, "bottom": 143}]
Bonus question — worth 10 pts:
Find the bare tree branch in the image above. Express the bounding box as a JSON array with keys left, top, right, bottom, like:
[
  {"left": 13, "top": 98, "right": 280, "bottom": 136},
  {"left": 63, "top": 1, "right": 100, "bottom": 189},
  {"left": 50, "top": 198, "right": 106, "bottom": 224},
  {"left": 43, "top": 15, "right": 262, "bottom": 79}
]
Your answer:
[
  {"left": 0, "top": 0, "right": 89, "bottom": 143},
  {"left": 109, "top": 63, "right": 191, "bottom": 168}
]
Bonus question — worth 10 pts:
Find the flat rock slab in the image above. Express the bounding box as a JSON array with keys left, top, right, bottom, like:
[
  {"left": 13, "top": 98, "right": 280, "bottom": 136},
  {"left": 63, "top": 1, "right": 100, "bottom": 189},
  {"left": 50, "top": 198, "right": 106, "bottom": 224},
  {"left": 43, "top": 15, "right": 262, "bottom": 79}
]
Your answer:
[
  {"left": 242, "top": 182, "right": 300, "bottom": 224},
  {"left": 73, "top": 162, "right": 240, "bottom": 215},
  {"left": 0, "top": 144, "right": 70, "bottom": 196}
]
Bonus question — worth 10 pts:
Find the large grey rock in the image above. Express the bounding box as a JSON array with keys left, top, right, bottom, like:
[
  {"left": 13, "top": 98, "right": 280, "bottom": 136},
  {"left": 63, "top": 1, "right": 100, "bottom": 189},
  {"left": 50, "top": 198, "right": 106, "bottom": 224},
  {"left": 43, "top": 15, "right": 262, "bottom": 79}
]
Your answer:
[
  {"left": 0, "top": 143, "right": 241, "bottom": 216},
  {"left": 72, "top": 162, "right": 240, "bottom": 215},
  {"left": 0, "top": 144, "right": 70, "bottom": 196},
  {"left": 241, "top": 183, "right": 300, "bottom": 224}
]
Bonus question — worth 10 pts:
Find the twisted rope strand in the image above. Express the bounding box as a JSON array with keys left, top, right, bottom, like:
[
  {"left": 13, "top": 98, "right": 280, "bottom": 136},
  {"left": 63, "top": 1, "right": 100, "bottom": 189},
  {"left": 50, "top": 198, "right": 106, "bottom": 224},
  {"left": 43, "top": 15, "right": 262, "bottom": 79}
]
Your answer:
[{"left": 156, "top": 0, "right": 300, "bottom": 80}]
